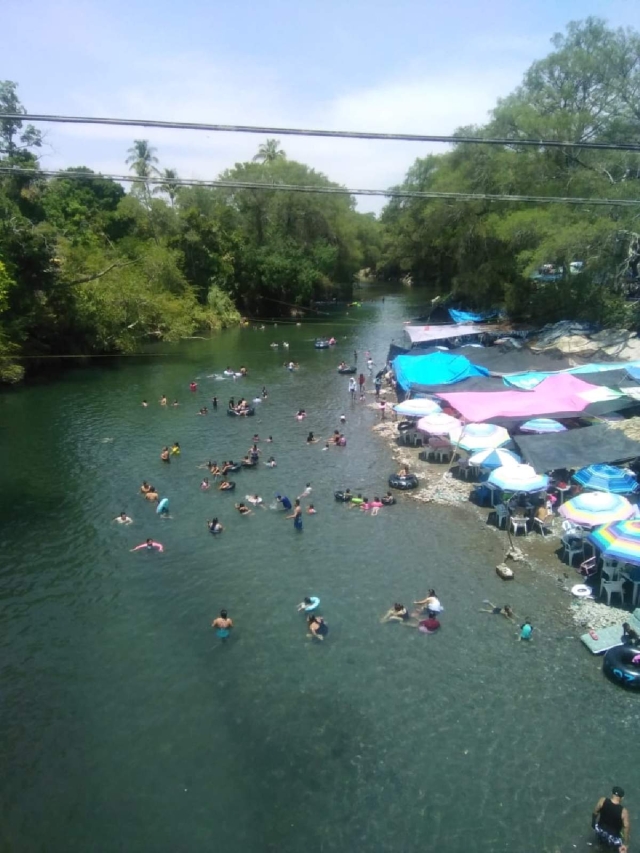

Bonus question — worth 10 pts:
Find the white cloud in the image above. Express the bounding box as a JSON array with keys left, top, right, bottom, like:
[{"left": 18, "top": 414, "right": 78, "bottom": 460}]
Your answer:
[{"left": 41, "top": 53, "right": 526, "bottom": 213}]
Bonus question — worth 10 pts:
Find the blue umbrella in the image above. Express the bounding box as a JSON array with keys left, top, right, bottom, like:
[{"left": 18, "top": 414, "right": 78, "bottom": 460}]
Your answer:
[
  {"left": 521, "top": 418, "right": 567, "bottom": 434},
  {"left": 573, "top": 464, "right": 638, "bottom": 494}
]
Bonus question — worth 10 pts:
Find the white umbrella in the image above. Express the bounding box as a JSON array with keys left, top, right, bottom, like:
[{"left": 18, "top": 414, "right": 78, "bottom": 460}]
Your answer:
[
  {"left": 469, "top": 447, "right": 522, "bottom": 470},
  {"left": 394, "top": 399, "right": 441, "bottom": 417},
  {"left": 488, "top": 464, "right": 549, "bottom": 493},
  {"left": 449, "top": 422, "right": 510, "bottom": 452},
  {"left": 416, "top": 412, "right": 461, "bottom": 435}
]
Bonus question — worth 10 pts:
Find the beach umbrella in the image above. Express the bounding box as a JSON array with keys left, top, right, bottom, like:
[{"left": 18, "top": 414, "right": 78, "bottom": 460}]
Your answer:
[
  {"left": 588, "top": 520, "right": 640, "bottom": 565},
  {"left": 520, "top": 418, "right": 567, "bottom": 434},
  {"left": 394, "top": 398, "right": 441, "bottom": 417},
  {"left": 573, "top": 464, "right": 638, "bottom": 494},
  {"left": 468, "top": 447, "right": 522, "bottom": 470},
  {"left": 415, "top": 412, "right": 461, "bottom": 435},
  {"left": 488, "top": 464, "right": 549, "bottom": 493},
  {"left": 449, "top": 422, "right": 510, "bottom": 451},
  {"left": 559, "top": 492, "right": 635, "bottom": 529}
]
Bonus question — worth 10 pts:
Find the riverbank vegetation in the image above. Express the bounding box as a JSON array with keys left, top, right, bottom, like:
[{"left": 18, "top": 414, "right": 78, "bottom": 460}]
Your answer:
[
  {"left": 0, "top": 85, "right": 380, "bottom": 382},
  {"left": 380, "top": 18, "right": 640, "bottom": 327}
]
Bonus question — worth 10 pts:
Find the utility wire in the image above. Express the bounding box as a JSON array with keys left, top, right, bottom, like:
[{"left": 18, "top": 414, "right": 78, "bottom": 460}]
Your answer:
[
  {"left": 6, "top": 113, "right": 640, "bottom": 152},
  {"left": 2, "top": 167, "right": 639, "bottom": 207}
]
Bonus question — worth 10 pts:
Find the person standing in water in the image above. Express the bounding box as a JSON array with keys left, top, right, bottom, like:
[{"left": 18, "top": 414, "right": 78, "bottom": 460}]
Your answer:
[
  {"left": 114, "top": 511, "right": 133, "bottom": 525},
  {"left": 287, "top": 499, "right": 303, "bottom": 531},
  {"left": 348, "top": 377, "right": 357, "bottom": 400},
  {"left": 358, "top": 373, "right": 365, "bottom": 398},
  {"left": 592, "top": 787, "right": 629, "bottom": 852},
  {"left": 212, "top": 610, "right": 233, "bottom": 642}
]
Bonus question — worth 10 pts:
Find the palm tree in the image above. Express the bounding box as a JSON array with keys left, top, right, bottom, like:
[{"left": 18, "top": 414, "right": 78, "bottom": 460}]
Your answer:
[
  {"left": 252, "top": 139, "right": 286, "bottom": 164},
  {"left": 153, "top": 167, "right": 180, "bottom": 207},
  {"left": 126, "top": 140, "right": 159, "bottom": 206}
]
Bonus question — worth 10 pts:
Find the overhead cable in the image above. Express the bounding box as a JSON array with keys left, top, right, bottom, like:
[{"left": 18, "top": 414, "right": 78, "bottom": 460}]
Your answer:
[
  {"left": 1, "top": 167, "right": 639, "bottom": 207},
  {"left": 5, "top": 112, "right": 640, "bottom": 152}
]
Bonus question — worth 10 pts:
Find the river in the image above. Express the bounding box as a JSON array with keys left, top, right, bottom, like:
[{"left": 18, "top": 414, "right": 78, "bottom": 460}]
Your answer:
[{"left": 1, "top": 286, "right": 638, "bottom": 853}]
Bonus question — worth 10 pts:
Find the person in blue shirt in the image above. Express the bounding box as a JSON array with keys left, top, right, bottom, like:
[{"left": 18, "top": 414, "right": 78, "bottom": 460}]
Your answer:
[
  {"left": 520, "top": 620, "right": 533, "bottom": 641},
  {"left": 276, "top": 494, "right": 292, "bottom": 511}
]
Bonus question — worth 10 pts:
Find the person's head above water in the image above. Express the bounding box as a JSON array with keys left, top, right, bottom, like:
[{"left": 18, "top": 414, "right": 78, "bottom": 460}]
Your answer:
[
  {"left": 612, "top": 786, "right": 625, "bottom": 798},
  {"left": 304, "top": 597, "right": 312, "bottom": 605},
  {"left": 220, "top": 609, "right": 228, "bottom": 619}
]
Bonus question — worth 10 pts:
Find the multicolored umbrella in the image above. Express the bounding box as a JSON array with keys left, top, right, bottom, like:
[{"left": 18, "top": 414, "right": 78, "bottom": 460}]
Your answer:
[
  {"left": 394, "top": 398, "right": 441, "bottom": 417},
  {"left": 520, "top": 418, "right": 567, "bottom": 434},
  {"left": 468, "top": 447, "right": 522, "bottom": 470},
  {"left": 573, "top": 464, "right": 638, "bottom": 494},
  {"left": 559, "top": 492, "right": 635, "bottom": 529},
  {"left": 415, "top": 412, "right": 461, "bottom": 435},
  {"left": 588, "top": 520, "right": 640, "bottom": 565},
  {"left": 488, "top": 464, "right": 549, "bottom": 494},
  {"left": 448, "top": 423, "right": 510, "bottom": 452}
]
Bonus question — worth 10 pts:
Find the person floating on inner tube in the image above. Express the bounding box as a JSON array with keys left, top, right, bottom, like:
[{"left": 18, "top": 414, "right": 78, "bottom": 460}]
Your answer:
[
  {"left": 218, "top": 480, "right": 235, "bottom": 491},
  {"left": 207, "top": 518, "right": 224, "bottom": 535},
  {"left": 592, "top": 786, "right": 629, "bottom": 852},
  {"left": 297, "top": 596, "right": 319, "bottom": 612},
  {"left": 397, "top": 464, "right": 410, "bottom": 478}
]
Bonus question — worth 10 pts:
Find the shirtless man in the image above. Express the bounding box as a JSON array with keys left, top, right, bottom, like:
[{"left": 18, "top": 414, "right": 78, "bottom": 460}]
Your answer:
[{"left": 212, "top": 610, "right": 233, "bottom": 642}]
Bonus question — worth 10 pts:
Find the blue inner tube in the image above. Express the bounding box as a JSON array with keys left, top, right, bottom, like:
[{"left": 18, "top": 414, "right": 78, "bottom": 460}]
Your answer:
[
  {"left": 337, "top": 367, "right": 357, "bottom": 374},
  {"left": 227, "top": 407, "right": 255, "bottom": 417},
  {"left": 304, "top": 597, "right": 320, "bottom": 612},
  {"left": 334, "top": 490, "right": 352, "bottom": 502},
  {"left": 388, "top": 474, "right": 419, "bottom": 490},
  {"left": 603, "top": 645, "right": 640, "bottom": 690},
  {"left": 381, "top": 495, "right": 396, "bottom": 505},
  {"left": 156, "top": 498, "right": 170, "bottom": 514}
]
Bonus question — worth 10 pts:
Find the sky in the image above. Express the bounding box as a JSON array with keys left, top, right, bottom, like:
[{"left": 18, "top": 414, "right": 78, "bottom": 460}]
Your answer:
[{"left": 3, "top": 0, "right": 636, "bottom": 212}]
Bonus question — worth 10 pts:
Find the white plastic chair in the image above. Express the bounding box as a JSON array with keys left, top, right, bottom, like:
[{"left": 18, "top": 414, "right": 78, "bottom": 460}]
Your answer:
[
  {"left": 601, "top": 578, "right": 626, "bottom": 606},
  {"left": 494, "top": 504, "right": 508, "bottom": 530},
  {"left": 510, "top": 516, "right": 528, "bottom": 536},
  {"left": 533, "top": 514, "right": 554, "bottom": 538},
  {"left": 561, "top": 531, "right": 584, "bottom": 566}
]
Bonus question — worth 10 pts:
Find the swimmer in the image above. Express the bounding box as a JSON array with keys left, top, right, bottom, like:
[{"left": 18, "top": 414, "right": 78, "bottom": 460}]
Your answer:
[
  {"left": 266, "top": 435, "right": 273, "bottom": 442},
  {"left": 337, "top": 434, "right": 346, "bottom": 446},
  {"left": 218, "top": 480, "right": 234, "bottom": 491},
  {"left": 306, "top": 432, "right": 318, "bottom": 444},
  {"left": 418, "top": 616, "right": 440, "bottom": 633},
  {"left": 145, "top": 488, "right": 159, "bottom": 502},
  {"left": 368, "top": 497, "right": 383, "bottom": 516},
  {"left": 141, "top": 400, "right": 148, "bottom": 407},
  {"left": 172, "top": 399, "right": 179, "bottom": 407},
  {"left": 252, "top": 434, "right": 260, "bottom": 443},
  {"left": 307, "top": 504, "right": 317, "bottom": 515},
  {"left": 520, "top": 619, "right": 533, "bottom": 641},
  {"left": 265, "top": 457, "right": 277, "bottom": 467},
  {"left": 235, "top": 502, "right": 252, "bottom": 515},
  {"left": 171, "top": 442, "right": 181, "bottom": 455},
  {"left": 246, "top": 494, "right": 265, "bottom": 508},
  {"left": 307, "top": 614, "right": 328, "bottom": 641},
  {"left": 381, "top": 603, "right": 412, "bottom": 624},
  {"left": 262, "top": 387, "right": 268, "bottom": 399},
  {"left": 189, "top": 381, "right": 197, "bottom": 392},
  {"left": 297, "top": 597, "right": 318, "bottom": 612},
  {"left": 299, "top": 483, "right": 312, "bottom": 498},
  {"left": 159, "top": 395, "right": 167, "bottom": 406},
  {"left": 140, "top": 481, "right": 151, "bottom": 494},
  {"left": 207, "top": 518, "right": 224, "bottom": 534},
  {"left": 201, "top": 478, "right": 211, "bottom": 491},
  {"left": 209, "top": 462, "right": 221, "bottom": 476},
  {"left": 480, "top": 601, "right": 515, "bottom": 621},
  {"left": 211, "top": 609, "right": 233, "bottom": 641},
  {"left": 161, "top": 447, "right": 170, "bottom": 463},
  {"left": 323, "top": 442, "right": 330, "bottom": 450},
  {"left": 414, "top": 589, "right": 443, "bottom": 617},
  {"left": 276, "top": 494, "right": 292, "bottom": 511},
  {"left": 130, "top": 538, "right": 163, "bottom": 552},
  {"left": 340, "top": 414, "right": 346, "bottom": 423},
  {"left": 114, "top": 511, "right": 133, "bottom": 524},
  {"left": 296, "top": 409, "right": 307, "bottom": 420},
  {"left": 397, "top": 464, "right": 410, "bottom": 477},
  {"left": 212, "top": 396, "right": 218, "bottom": 409}
]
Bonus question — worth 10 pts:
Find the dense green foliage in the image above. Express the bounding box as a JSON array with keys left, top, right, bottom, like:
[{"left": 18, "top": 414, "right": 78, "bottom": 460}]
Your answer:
[
  {"left": 0, "top": 84, "right": 377, "bottom": 382},
  {"left": 381, "top": 18, "right": 640, "bottom": 326}
]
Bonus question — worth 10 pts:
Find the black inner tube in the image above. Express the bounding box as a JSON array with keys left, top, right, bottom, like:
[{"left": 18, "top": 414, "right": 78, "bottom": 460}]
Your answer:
[
  {"left": 334, "top": 491, "right": 352, "bottom": 502},
  {"left": 603, "top": 644, "right": 640, "bottom": 689},
  {"left": 388, "top": 473, "right": 419, "bottom": 490}
]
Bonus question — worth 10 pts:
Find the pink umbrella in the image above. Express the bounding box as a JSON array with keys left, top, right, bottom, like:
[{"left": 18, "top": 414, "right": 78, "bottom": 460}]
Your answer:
[{"left": 416, "top": 413, "right": 462, "bottom": 435}]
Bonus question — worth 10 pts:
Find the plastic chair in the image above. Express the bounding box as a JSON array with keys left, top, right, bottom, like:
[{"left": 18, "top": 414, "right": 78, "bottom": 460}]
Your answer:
[
  {"left": 561, "top": 532, "right": 584, "bottom": 566},
  {"left": 494, "top": 504, "right": 508, "bottom": 530},
  {"left": 510, "top": 516, "right": 528, "bottom": 536},
  {"left": 601, "top": 578, "right": 626, "bottom": 606},
  {"left": 533, "top": 515, "right": 554, "bottom": 538},
  {"left": 602, "top": 558, "right": 620, "bottom": 579},
  {"left": 578, "top": 556, "right": 597, "bottom": 579}
]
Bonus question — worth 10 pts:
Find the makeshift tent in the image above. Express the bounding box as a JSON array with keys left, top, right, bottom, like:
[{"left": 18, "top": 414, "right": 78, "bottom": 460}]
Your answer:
[
  {"left": 404, "top": 324, "right": 504, "bottom": 346},
  {"left": 437, "top": 374, "right": 628, "bottom": 424},
  {"left": 392, "top": 352, "right": 489, "bottom": 392},
  {"left": 514, "top": 424, "right": 640, "bottom": 473}
]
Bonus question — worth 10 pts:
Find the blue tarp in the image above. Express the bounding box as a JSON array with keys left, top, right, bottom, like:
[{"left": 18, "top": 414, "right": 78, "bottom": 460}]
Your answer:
[
  {"left": 626, "top": 366, "right": 640, "bottom": 383},
  {"left": 449, "top": 308, "right": 498, "bottom": 324},
  {"left": 393, "top": 352, "right": 489, "bottom": 392},
  {"left": 503, "top": 361, "right": 640, "bottom": 390}
]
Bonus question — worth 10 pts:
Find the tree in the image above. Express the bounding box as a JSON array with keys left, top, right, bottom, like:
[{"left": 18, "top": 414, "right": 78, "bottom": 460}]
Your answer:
[
  {"left": 126, "top": 140, "right": 159, "bottom": 207},
  {"left": 154, "top": 168, "right": 180, "bottom": 207},
  {"left": 0, "top": 81, "right": 43, "bottom": 159},
  {"left": 252, "top": 139, "right": 286, "bottom": 164}
]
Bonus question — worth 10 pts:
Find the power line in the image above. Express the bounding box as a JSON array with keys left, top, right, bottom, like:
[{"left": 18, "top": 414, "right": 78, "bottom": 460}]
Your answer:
[
  {"left": 5, "top": 113, "right": 640, "bottom": 152},
  {"left": 1, "top": 166, "right": 639, "bottom": 207}
]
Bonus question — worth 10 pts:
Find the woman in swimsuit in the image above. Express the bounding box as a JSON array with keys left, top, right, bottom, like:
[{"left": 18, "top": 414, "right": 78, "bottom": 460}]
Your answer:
[
  {"left": 201, "top": 478, "right": 211, "bottom": 491},
  {"left": 207, "top": 518, "right": 224, "bottom": 534},
  {"left": 235, "top": 502, "right": 252, "bottom": 515},
  {"left": 381, "top": 603, "right": 411, "bottom": 623},
  {"left": 307, "top": 615, "right": 328, "bottom": 641},
  {"left": 140, "top": 481, "right": 151, "bottom": 494},
  {"left": 480, "top": 601, "right": 515, "bottom": 620},
  {"left": 218, "top": 480, "right": 234, "bottom": 491}
]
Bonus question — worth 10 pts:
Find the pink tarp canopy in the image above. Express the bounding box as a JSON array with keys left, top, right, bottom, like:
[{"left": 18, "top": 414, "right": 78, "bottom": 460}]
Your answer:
[
  {"left": 437, "top": 373, "right": 622, "bottom": 423},
  {"left": 404, "top": 324, "right": 503, "bottom": 345}
]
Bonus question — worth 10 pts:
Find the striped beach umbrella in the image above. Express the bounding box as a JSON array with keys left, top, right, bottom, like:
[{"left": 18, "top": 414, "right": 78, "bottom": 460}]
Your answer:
[
  {"left": 394, "top": 398, "right": 441, "bottom": 417},
  {"left": 559, "top": 492, "right": 635, "bottom": 529},
  {"left": 448, "top": 423, "right": 510, "bottom": 452},
  {"left": 415, "top": 412, "right": 461, "bottom": 435},
  {"left": 468, "top": 447, "right": 522, "bottom": 470},
  {"left": 488, "top": 464, "right": 549, "bottom": 494},
  {"left": 588, "top": 520, "right": 640, "bottom": 565},
  {"left": 520, "top": 418, "right": 567, "bottom": 434},
  {"left": 573, "top": 464, "right": 638, "bottom": 494}
]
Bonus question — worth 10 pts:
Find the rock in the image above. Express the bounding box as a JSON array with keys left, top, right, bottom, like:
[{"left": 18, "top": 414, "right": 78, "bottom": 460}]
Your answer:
[{"left": 568, "top": 598, "right": 628, "bottom": 630}]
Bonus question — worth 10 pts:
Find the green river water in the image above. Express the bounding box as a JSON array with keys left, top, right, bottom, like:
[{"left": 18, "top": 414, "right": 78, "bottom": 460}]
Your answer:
[{"left": 1, "top": 287, "right": 638, "bottom": 853}]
